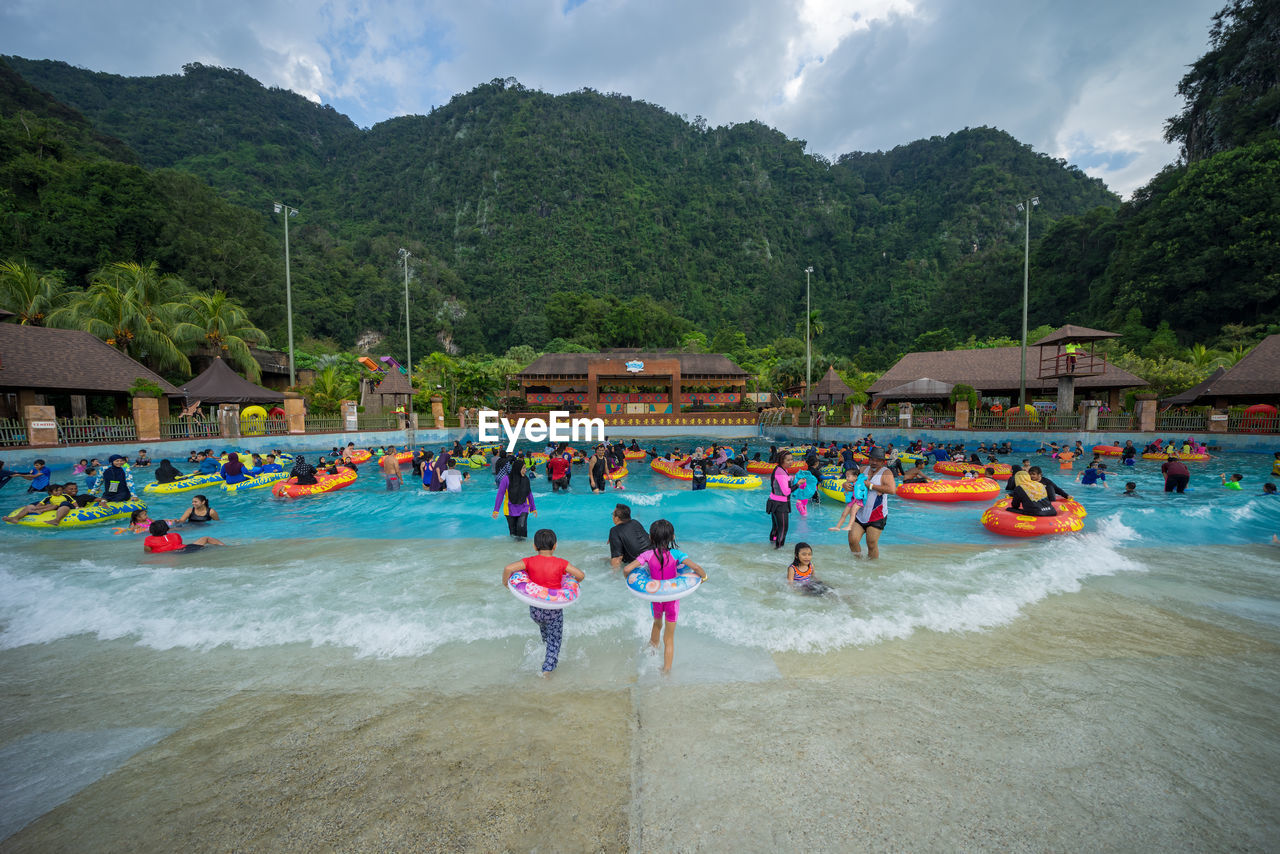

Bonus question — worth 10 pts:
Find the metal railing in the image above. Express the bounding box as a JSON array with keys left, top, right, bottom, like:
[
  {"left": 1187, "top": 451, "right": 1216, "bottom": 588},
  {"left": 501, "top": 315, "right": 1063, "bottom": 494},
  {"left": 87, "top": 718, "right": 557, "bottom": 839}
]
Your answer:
[
  {"left": 966, "top": 413, "right": 1080, "bottom": 431},
  {"left": 57, "top": 417, "right": 138, "bottom": 445},
  {"left": 1155, "top": 413, "right": 1208, "bottom": 432},
  {"left": 861, "top": 411, "right": 899, "bottom": 427},
  {"left": 1096, "top": 414, "right": 1135, "bottom": 431},
  {"left": 161, "top": 418, "right": 221, "bottom": 441},
  {"left": 1228, "top": 412, "right": 1280, "bottom": 434},
  {"left": 357, "top": 414, "right": 403, "bottom": 431},
  {"left": 304, "top": 415, "right": 345, "bottom": 433},
  {"left": 240, "top": 417, "right": 291, "bottom": 437},
  {"left": 0, "top": 418, "right": 27, "bottom": 447}
]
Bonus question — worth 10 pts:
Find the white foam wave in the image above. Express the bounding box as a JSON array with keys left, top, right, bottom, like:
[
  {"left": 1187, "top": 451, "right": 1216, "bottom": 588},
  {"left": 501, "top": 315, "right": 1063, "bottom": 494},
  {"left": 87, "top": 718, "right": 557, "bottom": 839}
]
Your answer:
[{"left": 687, "top": 522, "right": 1148, "bottom": 654}]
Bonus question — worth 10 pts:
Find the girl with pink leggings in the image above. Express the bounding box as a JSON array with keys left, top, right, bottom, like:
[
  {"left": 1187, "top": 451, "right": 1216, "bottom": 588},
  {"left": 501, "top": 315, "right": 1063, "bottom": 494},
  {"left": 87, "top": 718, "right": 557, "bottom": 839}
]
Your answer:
[{"left": 622, "top": 519, "right": 707, "bottom": 674}]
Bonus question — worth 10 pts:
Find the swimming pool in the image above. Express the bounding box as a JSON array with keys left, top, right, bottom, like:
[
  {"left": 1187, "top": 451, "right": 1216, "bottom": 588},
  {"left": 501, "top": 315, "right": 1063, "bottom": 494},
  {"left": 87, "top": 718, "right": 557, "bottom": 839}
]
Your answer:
[
  {"left": 3, "top": 438, "right": 1277, "bottom": 656},
  {"left": 3, "top": 438, "right": 1279, "bottom": 847}
]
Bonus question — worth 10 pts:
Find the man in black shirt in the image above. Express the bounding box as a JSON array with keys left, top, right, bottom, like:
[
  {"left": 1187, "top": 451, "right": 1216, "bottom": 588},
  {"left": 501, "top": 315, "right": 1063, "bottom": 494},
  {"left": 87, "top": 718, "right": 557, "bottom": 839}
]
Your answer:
[{"left": 608, "top": 503, "right": 650, "bottom": 568}]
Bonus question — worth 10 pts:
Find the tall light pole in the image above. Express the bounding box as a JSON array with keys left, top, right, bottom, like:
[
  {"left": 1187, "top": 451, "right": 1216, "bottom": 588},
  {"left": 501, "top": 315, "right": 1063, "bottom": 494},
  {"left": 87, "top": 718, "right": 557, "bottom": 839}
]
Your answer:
[
  {"left": 398, "top": 248, "right": 412, "bottom": 383},
  {"left": 1015, "top": 197, "right": 1039, "bottom": 411},
  {"left": 273, "top": 202, "right": 299, "bottom": 386},
  {"left": 805, "top": 265, "right": 814, "bottom": 403}
]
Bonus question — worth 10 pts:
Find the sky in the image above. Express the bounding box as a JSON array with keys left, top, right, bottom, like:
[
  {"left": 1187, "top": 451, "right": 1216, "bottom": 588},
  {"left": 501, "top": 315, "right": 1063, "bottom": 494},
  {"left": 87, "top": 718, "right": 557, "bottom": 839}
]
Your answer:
[{"left": 1, "top": 0, "right": 1223, "bottom": 198}]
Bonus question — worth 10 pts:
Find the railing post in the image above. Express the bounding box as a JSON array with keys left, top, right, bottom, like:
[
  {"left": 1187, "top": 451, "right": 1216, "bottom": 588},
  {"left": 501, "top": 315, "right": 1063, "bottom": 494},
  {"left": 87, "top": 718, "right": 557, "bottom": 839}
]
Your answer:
[
  {"left": 1208, "top": 409, "right": 1228, "bottom": 433},
  {"left": 953, "top": 400, "right": 970, "bottom": 430},
  {"left": 132, "top": 396, "right": 162, "bottom": 442},
  {"left": 23, "top": 405, "right": 58, "bottom": 447},
  {"left": 283, "top": 394, "right": 306, "bottom": 434},
  {"left": 1081, "top": 400, "right": 1100, "bottom": 432},
  {"left": 1135, "top": 394, "right": 1158, "bottom": 432}
]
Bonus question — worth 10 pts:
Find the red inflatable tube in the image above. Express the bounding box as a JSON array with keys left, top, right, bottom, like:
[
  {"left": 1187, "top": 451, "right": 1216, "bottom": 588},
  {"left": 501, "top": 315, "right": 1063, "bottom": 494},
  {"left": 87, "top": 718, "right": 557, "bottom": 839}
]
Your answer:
[
  {"left": 897, "top": 477, "right": 1002, "bottom": 502},
  {"left": 980, "top": 496, "right": 1087, "bottom": 537}
]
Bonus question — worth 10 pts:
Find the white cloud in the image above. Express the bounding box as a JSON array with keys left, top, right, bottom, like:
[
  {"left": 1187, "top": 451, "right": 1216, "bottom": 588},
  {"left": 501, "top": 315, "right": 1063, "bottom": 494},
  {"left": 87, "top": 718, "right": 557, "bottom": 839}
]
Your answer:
[{"left": 0, "top": 0, "right": 1224, "bottom": 194}]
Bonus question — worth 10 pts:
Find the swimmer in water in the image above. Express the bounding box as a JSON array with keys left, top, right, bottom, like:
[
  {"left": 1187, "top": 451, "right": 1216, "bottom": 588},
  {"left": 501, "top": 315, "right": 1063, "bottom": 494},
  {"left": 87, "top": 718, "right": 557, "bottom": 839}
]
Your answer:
[{"left": 787, "top": 543, "right": 827, "bottom": 594}]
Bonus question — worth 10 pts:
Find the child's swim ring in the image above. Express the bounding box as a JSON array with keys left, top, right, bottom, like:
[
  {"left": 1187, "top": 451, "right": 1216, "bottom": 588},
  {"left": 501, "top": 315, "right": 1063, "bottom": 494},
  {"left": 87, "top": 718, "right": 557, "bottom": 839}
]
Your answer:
[
  {"left": 980, "top": 496, "right": 1087, "bottom": 537},
  {"left": 625, "top": 566, "right": 703, "bottom": 602},
  {"left": 6, "top": 499, "right": 147, "bottom": 528},
  {"left": 507, "top": 570, "right": 580, "bottom": 609},
  {"left": 898, "top": 477, "right": 1001, "bottom": 502},
  {"left": 271, "top": 468, "right": 358, "bottom": 498}
]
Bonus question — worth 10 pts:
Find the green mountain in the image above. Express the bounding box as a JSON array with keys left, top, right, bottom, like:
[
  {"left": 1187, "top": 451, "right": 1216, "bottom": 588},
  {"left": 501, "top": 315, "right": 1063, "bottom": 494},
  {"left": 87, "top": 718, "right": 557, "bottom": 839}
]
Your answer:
[{"left": 8, "top": 48, "right": 1271, "bottom": 367}]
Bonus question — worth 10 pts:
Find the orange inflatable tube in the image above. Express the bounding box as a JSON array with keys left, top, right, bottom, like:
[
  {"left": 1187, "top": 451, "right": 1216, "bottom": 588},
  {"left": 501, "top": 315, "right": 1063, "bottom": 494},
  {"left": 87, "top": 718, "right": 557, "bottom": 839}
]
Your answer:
[
  {"left": 980, "top": 496, "right": 1087, "bottom": 537},
  {"left": 271, "top": 468, "right": 359, "bottom": 498},
  {"left": 1091, "top": 445, "right": 1122, "bottom": 456},
  {"left": 897, "top": 477, "right": 1001, "bottom": 502}
]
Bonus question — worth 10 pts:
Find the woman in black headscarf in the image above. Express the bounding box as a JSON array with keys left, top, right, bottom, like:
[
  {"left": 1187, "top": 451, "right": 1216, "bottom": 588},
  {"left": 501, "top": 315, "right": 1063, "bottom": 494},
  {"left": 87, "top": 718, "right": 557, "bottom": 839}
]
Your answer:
[
  {"left": 155, "top": 459, "right": 183, "bottom": 484},
  {"left": 290, "top": 455, "right": 318, "bottom": 486},
  {"left": 492, "top": 457, "right": 536, "bottom": 539}
]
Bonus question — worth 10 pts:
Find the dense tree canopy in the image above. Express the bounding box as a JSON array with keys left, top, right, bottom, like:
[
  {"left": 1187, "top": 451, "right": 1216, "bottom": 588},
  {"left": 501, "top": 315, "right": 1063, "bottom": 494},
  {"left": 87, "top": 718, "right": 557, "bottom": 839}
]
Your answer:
[{"left": 2, "top": 0, "right": 1277, "bottom": 399}]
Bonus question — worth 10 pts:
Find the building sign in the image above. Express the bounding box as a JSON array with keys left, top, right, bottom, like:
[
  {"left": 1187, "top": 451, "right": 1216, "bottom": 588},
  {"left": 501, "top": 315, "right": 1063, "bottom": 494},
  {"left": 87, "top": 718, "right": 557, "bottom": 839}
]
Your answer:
[
  {"left": 29, "top": 420, "right": 56, "bottom": 430},
  {"left": 625, "top": 360, "right": 644, "bottom": 373},
  {"left": 1210, "top": 414, "right": 1228, "bottom": 421}
]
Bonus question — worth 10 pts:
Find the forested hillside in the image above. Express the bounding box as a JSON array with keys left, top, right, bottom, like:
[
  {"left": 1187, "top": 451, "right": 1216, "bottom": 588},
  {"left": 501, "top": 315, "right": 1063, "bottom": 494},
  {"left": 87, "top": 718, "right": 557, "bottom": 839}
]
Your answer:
[{"left": 3, "top": 0, "right": 1277, "bottom": 376}]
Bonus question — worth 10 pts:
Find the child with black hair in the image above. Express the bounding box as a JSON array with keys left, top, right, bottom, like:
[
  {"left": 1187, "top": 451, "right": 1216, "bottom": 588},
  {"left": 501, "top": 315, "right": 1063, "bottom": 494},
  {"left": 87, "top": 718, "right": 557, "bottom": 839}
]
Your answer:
[
  {"left": 622, "top": 519, "right": 706, "bottom": 673},
  {"left": 502, "top": 528, "right": 584, "bottom": 677},
  {"left": 787, "top": 542, "right": 828, "bottom": 595}
]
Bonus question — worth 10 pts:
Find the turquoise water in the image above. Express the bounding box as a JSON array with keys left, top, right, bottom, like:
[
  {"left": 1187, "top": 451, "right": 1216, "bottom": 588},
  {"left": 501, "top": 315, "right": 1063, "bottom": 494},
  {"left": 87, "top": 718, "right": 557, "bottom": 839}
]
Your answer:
[
  {"left": 2, "top": 438, "right": 1278, "bottom": 659},
  {"left": 3, "top": 437, "right": 1279, "bottom": 846}
]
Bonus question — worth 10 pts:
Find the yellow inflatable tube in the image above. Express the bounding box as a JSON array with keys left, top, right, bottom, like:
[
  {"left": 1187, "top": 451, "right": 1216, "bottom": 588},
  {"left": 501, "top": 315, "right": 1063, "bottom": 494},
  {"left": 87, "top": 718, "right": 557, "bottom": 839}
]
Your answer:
[
  {"left": 6, "top": 499, "right": 147, "bottom": 528},
  {"left": 144, "top": 473, "right": 225, "bottom": 494},
  {"left": 240, "top": 405, "right": 269, "bottom": 436}
]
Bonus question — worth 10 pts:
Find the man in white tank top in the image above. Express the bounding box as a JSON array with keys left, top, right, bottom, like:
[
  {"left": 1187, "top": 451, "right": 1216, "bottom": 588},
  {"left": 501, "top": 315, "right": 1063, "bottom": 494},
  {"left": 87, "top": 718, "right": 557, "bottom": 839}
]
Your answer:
[{"left": 849, "top": 447, "right": 897, "bottom": 559}]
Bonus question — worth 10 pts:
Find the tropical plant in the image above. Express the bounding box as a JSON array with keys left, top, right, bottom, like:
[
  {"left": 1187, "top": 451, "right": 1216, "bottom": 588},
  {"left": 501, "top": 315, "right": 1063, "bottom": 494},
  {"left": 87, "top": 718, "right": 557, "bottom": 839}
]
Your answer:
[
  {"left": 949, "top": 383, "right": 980, "bottom": 410},
  {"left": 171, "top": 291, "right": 270, "bottom": 381},
  {"left": 305, "top": 365, "right": 356, "bottom": 414},
  {"left": 129, "top": 377, "right": 165, "bottom": 398},
  {"left": 0, "top": 259, "right": 68, "bottom": 325},
  {"left": 47, "top": 261, "right": 192, "bottom": 374}
]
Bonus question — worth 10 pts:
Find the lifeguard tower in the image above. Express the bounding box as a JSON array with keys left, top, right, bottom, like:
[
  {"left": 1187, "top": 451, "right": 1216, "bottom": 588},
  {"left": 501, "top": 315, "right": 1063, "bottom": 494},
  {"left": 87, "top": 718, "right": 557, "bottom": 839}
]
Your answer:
[{"left": 1033, "top": 325, "right": 1120, "bottom": 414}]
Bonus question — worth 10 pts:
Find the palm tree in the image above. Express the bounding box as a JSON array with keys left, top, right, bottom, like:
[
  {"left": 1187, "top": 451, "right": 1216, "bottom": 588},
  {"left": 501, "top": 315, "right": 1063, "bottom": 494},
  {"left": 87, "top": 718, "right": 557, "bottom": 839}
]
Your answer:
[
  {"left": 0, "top": 260, "right": 68, "bottom": 325},
  {"left": 418, "top": 352, "right": 458, "bottom": 410},
  {"left": 172, "top": 292, "right": 270, "bottom": 381},
  {"left": 47, "top": 261, "right": 191, "bottom": 374},
  {"left": 306, "top": 365, "right": 356, "bottom": 414}
]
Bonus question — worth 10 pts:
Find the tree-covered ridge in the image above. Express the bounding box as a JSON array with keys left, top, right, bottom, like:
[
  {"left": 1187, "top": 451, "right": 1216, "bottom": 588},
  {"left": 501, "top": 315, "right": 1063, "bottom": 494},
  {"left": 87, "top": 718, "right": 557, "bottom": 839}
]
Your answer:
[
  {"left": 1165, "top": 0, "right": 1280, "bottom": 163},
  {"left": 2, "top": 0, "right": 1277, "bottom": 382},
  {"left": 1, "top": 60, "right": 1121, "bottom": 360},
  {"left": 3, "top": 57, "right": 361, "bottom": 209}
]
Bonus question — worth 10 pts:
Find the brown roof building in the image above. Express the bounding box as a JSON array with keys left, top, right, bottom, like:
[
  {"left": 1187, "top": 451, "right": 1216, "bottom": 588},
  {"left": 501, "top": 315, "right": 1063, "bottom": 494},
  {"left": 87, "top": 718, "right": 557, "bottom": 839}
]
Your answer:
[
  {"left": 518, "top": 350, "right": 749, "bottom": 415},
  {"left": 360, "top": 367, "right": 415, "bottom": 416},
  {"left": 0, "top": 323, "right": 181, "bottom": 418},
  {"left": 1174, "top": 334, "right": 1280, "bottom": 405},
  {"left": 868, "top": 346, "right": 1147, "bottom": 409}
]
